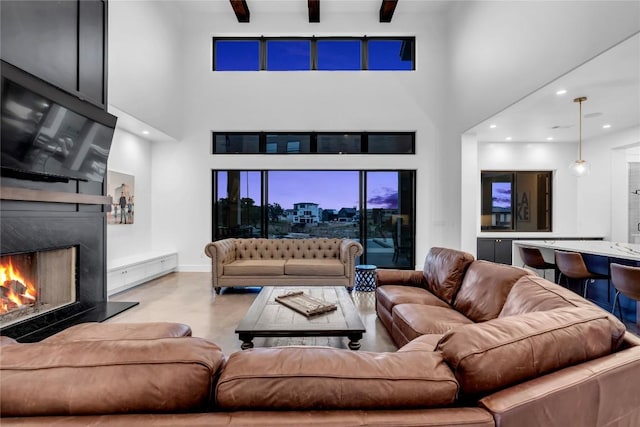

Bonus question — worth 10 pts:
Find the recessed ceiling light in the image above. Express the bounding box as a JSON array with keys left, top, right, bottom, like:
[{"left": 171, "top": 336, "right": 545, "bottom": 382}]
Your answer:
[
  {"left": 556, "top": 89, "right": 567, "bottom": 95},
  {"left": 142, "top": 130, "right": 150, "bottom": 135},
  {"left": 602, "top": 124, "right": 611, "bottom": 129},
  {"left": 489, "top": 124, "right": 497, "bottom": 129},
  {"left": 505, "top": 137, "right": 512, "bottom": 141},
  {"left": 546, "top": 137, "right": 554, "bottom": 141}
]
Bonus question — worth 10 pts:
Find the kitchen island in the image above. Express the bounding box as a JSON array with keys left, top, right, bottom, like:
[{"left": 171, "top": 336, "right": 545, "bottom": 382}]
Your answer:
[{"left": 513, "top": 240, "right": 640, "bottom": 326}]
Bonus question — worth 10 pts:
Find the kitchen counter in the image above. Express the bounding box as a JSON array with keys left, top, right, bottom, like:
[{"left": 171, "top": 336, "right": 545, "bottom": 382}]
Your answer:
[{"left": 513, "top": 240, "right": 640, "bottom": 262}]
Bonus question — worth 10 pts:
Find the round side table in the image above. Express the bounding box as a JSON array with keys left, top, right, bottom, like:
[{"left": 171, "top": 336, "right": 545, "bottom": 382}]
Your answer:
[{"left": 354, "top": 264, "right": 377, "bottom": 292}]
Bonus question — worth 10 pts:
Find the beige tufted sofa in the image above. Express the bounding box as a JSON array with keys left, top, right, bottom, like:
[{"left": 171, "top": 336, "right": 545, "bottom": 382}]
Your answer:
[{"left": 204, "top": 238, "right": 363, "bottom": 294}]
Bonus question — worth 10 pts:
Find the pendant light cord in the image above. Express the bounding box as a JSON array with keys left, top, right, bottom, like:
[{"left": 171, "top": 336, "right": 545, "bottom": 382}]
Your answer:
[
  {"left": 578, "top": 99, "right": 582, "bottom": 161},
  {"left": 574, "top": 96, "right": 587, "bottom": 162}
]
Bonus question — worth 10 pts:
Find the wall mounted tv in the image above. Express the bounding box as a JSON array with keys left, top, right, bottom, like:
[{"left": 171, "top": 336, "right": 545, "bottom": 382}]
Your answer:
[{"left": 1, "top": 60, "right": 117, "bottom": 183}]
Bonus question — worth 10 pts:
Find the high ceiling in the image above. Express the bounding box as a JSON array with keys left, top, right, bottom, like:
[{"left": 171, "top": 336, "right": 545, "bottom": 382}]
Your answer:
[
  {"left": 466, "top": 33, "right": 640, "bottom": 144},
  {"left": 181, "top": 0, "right": 451, "bottom": 19}
]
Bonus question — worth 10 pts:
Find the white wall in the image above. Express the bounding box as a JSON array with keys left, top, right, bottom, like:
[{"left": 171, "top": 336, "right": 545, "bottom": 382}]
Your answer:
[
  {"left": 467, "top": 126, "right": 640, "bottom": 249},
  {"left": 106, "top": 129, "right": 153, "bottom": 268},
  {"left": 108, "top": 0, "right": 184, "bottom": 140},
  {"left": 149, "top": 6, "right": 452, "bottom": 271},
  {"left": 450, "top": 1, "right": 639, "bottom": 254},
  {"left": 580, "top": 126, "right": 640, "bottom": 240},
  {"left": 107, "top": 1, "right": 640, "bottom": 272},
  {"left": 478, "top": 140, "right": 579, "bottom": 231}
]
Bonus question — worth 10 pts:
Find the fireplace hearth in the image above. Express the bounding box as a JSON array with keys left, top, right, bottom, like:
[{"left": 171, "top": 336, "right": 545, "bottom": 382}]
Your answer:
[{"left": 0, "top": 188, "right": 138, "bottom": 342}]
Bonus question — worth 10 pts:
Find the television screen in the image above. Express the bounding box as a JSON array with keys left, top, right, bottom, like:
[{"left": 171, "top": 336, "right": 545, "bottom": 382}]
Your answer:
[{"left": 1, "top": 61, "right": 116, "bottom": 182}]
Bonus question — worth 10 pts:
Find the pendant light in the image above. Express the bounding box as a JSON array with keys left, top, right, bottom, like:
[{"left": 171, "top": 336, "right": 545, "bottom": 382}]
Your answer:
[{"left": 569, "top": 96, "right": 591, "bottom": 176}]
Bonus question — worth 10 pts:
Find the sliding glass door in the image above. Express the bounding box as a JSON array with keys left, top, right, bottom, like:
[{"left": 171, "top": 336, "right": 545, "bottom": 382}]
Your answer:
[
  {"left": 212, "top": 170, "right": 415, "bottom": 269},
  {"left": 364, "top": 171, "right": 414, "bottom": 268}
]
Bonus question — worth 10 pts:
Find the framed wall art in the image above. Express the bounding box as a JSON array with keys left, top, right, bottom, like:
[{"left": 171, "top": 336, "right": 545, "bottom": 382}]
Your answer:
[{"left": 107, "top": 171, "right": 135, "bottom": 225}]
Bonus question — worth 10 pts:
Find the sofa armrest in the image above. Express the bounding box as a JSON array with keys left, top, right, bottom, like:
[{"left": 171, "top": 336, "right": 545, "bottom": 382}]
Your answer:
[
  {"left": 204, "top": 239, "right": 237, "bottom": 288},
  {"left": 1, "top": 337, "right": 225, "bottom": 416},
  {"left": 377, "top": 269, "right": 426, "bottom": 289},
  {"left": 340, "top": 239, "right": 363, "bottom": 286},
  {"left": 478, "top": 345, "right": 640, "bottom": 427},
  {"left": 42, "top": 322, "right": 192, "bottom": 343}
]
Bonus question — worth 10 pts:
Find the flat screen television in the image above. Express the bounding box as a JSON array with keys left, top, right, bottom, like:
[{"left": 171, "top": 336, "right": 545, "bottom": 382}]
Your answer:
[{"left": 1, "top": 60, "right": 117, "bottom": 182}]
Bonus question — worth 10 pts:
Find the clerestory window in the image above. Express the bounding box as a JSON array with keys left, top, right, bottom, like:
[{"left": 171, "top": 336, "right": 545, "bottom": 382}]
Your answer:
[{"left": 213, "top": 37, "right": 415, "bottom": 71}]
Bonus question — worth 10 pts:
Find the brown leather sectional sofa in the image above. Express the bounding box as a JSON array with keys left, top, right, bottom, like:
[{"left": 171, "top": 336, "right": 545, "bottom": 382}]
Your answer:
[{"left": 2, "top": 247, "right": 640, "bottom": 426}]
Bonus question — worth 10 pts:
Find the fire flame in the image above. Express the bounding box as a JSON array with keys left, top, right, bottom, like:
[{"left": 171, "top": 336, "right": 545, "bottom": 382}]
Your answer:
[{"left": 1, "top": 259, "right": 37, "bottom": 314}]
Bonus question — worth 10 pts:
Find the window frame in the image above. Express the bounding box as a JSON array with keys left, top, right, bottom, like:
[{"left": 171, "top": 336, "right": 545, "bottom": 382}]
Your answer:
[
  {"left": 480, "top": 170, "right": 553, "bottom": 232},
  {"left": 211, "top": 169, "right": 417, "bottom": 269},
  {"left": 212, "top": 36, "right": 416, "bottom": 71},
  {"left": 211, "top": 131, "right": 416, "bottom": 155}
]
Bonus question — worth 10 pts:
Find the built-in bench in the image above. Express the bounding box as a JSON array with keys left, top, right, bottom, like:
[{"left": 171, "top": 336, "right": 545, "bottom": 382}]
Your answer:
[{"left": 107, "top": 251, "right": 178, "bottom": 295}]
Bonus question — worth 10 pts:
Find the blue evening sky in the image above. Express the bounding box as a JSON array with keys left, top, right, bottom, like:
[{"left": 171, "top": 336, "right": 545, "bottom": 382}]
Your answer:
[{"left": 217, "top": 171, "right": 399, "bottom": 211}]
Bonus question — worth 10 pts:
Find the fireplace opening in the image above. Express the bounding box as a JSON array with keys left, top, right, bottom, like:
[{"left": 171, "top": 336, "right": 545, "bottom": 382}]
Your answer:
[{"left": 0, "top": 246, "right": 77, "bottom": 328}]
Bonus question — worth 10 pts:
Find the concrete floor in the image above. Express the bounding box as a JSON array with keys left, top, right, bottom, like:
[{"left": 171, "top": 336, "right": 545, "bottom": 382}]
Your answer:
[
  {"left": 108, "top": 271, "right": 638, "bottom": 356},
  {"left": 108, "top": 272, "right": 398, "bottom": 356}
]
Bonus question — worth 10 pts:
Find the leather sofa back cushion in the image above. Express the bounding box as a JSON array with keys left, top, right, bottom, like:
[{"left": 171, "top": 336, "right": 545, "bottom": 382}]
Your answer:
[
  {"left": 422, "top": 247, "right": 474, "bottom": 304},
  {"left": 235, "top": 238, "right": 342, "bottom": 260},
  {"left": 500, "top": 275, "right": 627, "bottom": 350},
  {"left": 437, "top": 307, "right": 617, "bottom": 395},
  {"left": 216, "top": 346, "right": 459, "bottom": 410},
  {"left": 0, "top": 337, "right": 225, "bottom": 416},
  {"left": 500, "top": 275, "right": 590, "bottom": 316},
  {"left": 453, "top": 261, "right": 531, "bottom": 322}
]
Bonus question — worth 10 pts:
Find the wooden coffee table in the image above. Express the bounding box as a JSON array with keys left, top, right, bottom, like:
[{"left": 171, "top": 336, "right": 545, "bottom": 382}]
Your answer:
[{"left": 236, "top": 286, "right": 366, "bottom": 350}]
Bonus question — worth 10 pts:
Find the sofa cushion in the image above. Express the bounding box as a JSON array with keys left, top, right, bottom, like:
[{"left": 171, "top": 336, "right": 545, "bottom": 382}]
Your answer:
[
  {"left": 392, "top": 304, "right": 473, "bottom": 345},
  {"left": 437, "top": 307, "right": 619, "bottom": 395},
  {"left": 216, "top": 346, "right": 458, "bottom": 410},
  {"left": 284, "top": 259, "right": 344, "bottom": 276},
  {"left": 398, "top": 334, "right": 444, "bottom": 352},
  {"left": 224, "top": 259, "right": 285, "bottom": 276},
  {"left": 422, "top": 247, "right": 475, "bottom": 304},
  {"left": 0, "top": 337, "right": 225, "bottom": 416},
  {"left": 453, "top": 261, "right": 531, "bottom": 322},
  {"left": 42, "top": 322, "right": 192, "bottom": 343},
  {"left": 500, "top": 275, "right": 627, "bottom": 350},
  {"left": 377, "top": 285, "right": 450, "bottom": 314}
]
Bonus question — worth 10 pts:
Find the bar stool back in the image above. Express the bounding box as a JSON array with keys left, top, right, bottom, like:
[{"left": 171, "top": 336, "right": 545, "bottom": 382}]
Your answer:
[
  {"left": 554, "top": 250, "right": 609, "bottom": 298},
  {"left": 610, "top": 263, "right": 640, "bottom": 321},
  {"left": 519, "top": 246, "right": 556, "bottom": 280}
]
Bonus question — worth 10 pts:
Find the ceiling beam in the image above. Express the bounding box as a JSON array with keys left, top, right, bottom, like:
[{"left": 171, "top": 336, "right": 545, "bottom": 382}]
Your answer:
[
  {"left": 230, "top": 0, "right": 250, "bottom": 23},
  {"left": 379, "top": 0, "right": 398, "bottom": 23},
  {"left": 308, "top": 0, "right": 320, "bottom": 23}
]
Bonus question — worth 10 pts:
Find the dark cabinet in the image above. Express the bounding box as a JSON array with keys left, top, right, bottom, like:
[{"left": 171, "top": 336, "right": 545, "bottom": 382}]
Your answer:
[
  {"left": 477, "top": 238, "right": 513, "bottom": 265},
  {"left": 1, "top": 0, "right": 106, "bottom": 108}
]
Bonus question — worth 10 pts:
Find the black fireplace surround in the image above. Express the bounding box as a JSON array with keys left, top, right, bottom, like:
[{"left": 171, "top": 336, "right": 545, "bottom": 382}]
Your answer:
[{"left": 0, "top": 187, "right": 137, "bottom": 342}]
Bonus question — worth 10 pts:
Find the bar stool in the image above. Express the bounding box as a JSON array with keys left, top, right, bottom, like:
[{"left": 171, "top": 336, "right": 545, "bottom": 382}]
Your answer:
[
  {"left": 610, "top": 263, "right": 640, "bottom": 321},
  {"left": 554, "top": 250, "right": 609, "bottom": 299},
  {"left": 518, "top": 246, "right": 556, "bottom": 280}
]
